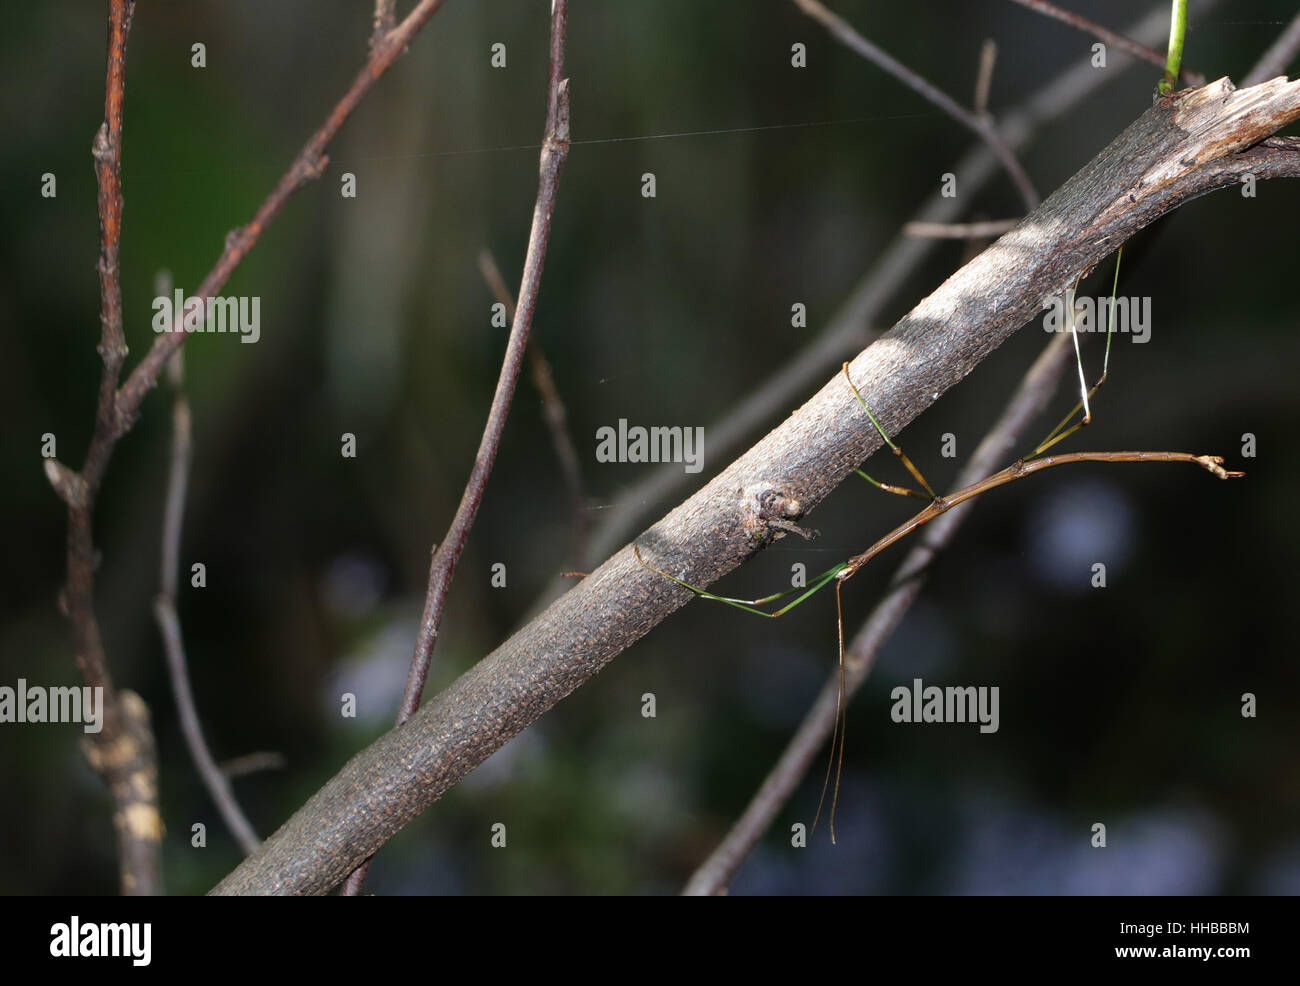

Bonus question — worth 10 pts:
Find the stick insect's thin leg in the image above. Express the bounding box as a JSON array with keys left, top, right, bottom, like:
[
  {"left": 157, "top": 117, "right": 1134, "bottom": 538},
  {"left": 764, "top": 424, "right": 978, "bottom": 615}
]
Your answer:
[
  {"left": 632, "top": 543, "right": 847, "bottom": 618},
  {"left": 808, "top": 361, "right": 951, "bottom": 843},
  {"left": 1072, "top": 283, "right": 1092, "bottom": 424},
  {"left": 842, "top": 362, "right": 938, "bottom": 502},
  {"left": 1034, "top": 248, "right": 1123, "bottom": 455}
]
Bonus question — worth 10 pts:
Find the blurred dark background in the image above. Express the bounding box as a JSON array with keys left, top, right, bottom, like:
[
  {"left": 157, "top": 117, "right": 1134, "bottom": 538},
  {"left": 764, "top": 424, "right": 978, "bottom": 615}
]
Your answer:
[{"left": 1, "top": 0, "right": 1296, "bottom": 895}]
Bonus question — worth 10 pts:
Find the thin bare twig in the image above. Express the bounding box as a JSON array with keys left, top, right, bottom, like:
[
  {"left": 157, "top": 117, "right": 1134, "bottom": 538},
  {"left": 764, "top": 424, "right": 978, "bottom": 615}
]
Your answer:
[
  {"left": 152, "top": 279, "right": 261, "bottom": 856},
  {"left": 903, "top": 218, "right": 1020, "bottom": 238},
  {"left": 395, "top": 0, "right": 569, "bottom": 728},
  {"left": 791, "top": 0, "right": 1039, "bottom": 209},
  {"left": 1006, "top": 0, "right": 1206, "bottom": 87},
  {"left": 479, "top": 249, "right": 589, "bottom": 571},
  {"left": 1243, "top": 11, "right": 1300, "bottom": 87},
  {"left": 340, "top": 0, "right": 572, "bottom": 896},
  {"left": 45, "top": 0, "right": 164, "bottom": 896},
  {"left": 397, "top": 0, "right": 569, "bottom": 730}
]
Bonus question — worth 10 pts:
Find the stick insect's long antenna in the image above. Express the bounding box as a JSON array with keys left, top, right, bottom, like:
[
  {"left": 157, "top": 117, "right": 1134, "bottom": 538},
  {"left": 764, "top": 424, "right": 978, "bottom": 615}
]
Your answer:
[{"left": 810, "top": 579, "right": 849, "bottom": 845}]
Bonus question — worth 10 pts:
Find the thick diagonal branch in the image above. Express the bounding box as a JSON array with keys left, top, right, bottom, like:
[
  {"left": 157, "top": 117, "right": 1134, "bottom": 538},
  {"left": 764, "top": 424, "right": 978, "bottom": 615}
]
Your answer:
[{"left": 213, "top": 77, "right": 1300, "bottom": 896}]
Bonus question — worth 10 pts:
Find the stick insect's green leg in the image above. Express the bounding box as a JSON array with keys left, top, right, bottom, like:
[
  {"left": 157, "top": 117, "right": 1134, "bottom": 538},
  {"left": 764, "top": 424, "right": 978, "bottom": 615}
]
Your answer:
[
  {"left": 632, "top": 543, "right": 847, "bottom": 618},
  {"left": 841, "top": 362, "right": 937, "bottom": 502},
  {"left": 636, "top": 359, "right": 951, "bottom": 616}
]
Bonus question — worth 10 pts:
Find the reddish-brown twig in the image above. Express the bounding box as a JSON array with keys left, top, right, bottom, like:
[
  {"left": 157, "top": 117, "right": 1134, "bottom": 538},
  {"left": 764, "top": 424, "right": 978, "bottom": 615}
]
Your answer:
[{"left": 46, "top": 0, "right": 164, "bottom": 897}]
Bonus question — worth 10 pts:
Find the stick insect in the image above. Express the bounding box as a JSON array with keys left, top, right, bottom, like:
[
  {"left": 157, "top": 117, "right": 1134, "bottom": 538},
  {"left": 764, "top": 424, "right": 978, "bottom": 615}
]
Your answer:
[{"left": 634, "top": 249, "right": 1243, "bottom": 843}]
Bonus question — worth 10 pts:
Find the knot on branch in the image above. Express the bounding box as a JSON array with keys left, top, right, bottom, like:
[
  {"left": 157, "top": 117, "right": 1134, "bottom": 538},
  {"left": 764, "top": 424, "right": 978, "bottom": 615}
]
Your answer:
[
  {"left": 370, "top": 2, "right": 397, "bottom": 52},
  {"left": 91, "top": 123, "right": 112, "bottom": 162},
  {"left": 300, "top": 152, "right": 330, "bottom": 181},
  {"left": 44, "top": 459, "right": 88, "bottom": 507},
  {"left": 96, "top": 336, "right": 129, "bottom": 365},
  {"left": 741, "top": 483, "right": 817, "bottom": 542},
  {"left": 551, "top": 78, "right": 571, "bottom": 149},
  {"left": 112, "top": 396, "right": 140, "bottom": 437}
]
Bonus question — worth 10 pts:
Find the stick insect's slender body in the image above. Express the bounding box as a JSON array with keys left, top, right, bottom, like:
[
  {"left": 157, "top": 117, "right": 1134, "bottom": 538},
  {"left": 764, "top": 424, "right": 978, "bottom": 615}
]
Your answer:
[{"left": 635, "top": 250, "right": 1243, "bottom": 841}]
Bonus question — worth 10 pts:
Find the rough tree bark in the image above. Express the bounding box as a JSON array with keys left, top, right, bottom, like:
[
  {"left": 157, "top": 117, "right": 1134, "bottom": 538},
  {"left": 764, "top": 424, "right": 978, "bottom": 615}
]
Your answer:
[{"left": 212, "top": 77, "right": 1300, "bottom": 895}]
